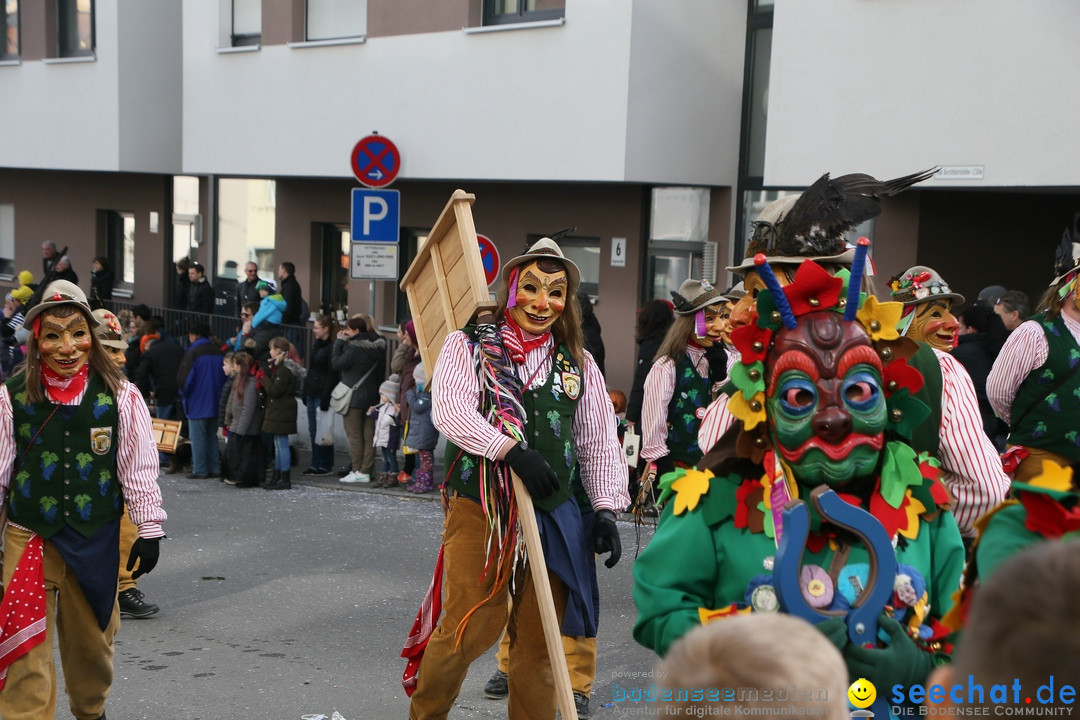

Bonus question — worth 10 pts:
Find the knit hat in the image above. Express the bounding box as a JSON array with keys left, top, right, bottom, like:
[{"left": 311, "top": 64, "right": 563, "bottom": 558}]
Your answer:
[
  {"left": 404, "top": 319, "right": 417, "bottom": 344},
  {"left": 9, "top": 286, "right": 32, "bottom": 304},
  {"left": 889, "top": 266, "right": 965, "bottom": 306},
  {"left": 92, "top": 309, "right": 127, "bottom": 350},
  {"left": 670, "top": 278, "right": 727, "bottom": 316},
  {"left": 379, "top": 374, "right": 401, "bottom": 402},
  {"left": 256, "top": 281, "right": 274, "bottom": 293},
  {"left": 412, "top": 362, "right": 426, "bottom": 387},
  {"left": 17, "top": 270, "right": 33, "bottom": 287},
  {"left": 22, "top": 280, "right": 98, "bottom": 329}
]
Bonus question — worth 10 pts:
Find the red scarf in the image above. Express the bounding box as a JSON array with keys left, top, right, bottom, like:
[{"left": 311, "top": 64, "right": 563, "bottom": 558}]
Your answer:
[
  {"left": 41, "top": 364, "right": 90, "bottom": 403},
  {"left": 503, "top": 311, "right": 551, "bottom": 365}
]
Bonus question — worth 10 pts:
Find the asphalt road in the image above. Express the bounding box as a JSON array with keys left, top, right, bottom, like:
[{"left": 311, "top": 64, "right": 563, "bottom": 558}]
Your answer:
[{"left": 82, "top": 469, "right": 662, "bottom": 720}]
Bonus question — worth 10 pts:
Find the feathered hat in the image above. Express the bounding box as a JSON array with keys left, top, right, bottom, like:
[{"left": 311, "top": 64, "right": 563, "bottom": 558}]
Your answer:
[{"left": 728, "top": 168, "right": 939, "bottom": 275}]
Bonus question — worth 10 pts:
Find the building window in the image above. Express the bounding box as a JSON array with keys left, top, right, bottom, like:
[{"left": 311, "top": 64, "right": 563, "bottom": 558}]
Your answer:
[
  {"left": 58, "top": 0, "right": 94, "bottom": 58},
  {"left": 232, "top": 0, "right": 261, "bottom": 46},
  {"left": 2, "top": 0, "right": 18, "bottom": 60},
  {"left": 217, "top": 178, "right": 277, "bottom": 283},
  {"left": 307, "top": 0, "right": 366, "bottom": 41},
  {"left": 0, "top": 204, "right": 14, "bottom": 279},
  {"left": 483, "top": 0, "right": 564, "bottom": 26},
  {"left": 102, "top": 211, "right": 135, "bottom": 290}
]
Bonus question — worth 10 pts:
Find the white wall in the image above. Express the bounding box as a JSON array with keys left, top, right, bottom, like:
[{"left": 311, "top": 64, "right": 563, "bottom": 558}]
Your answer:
[
  {"left": 765, "top": 0, "right": 1080, "bottom": 188},
  {"left": 117, "top": 0, "right": 183, "bottom": 173},
  {"left": 0, "top": 2, "right": 123, "bottom": 171},
  {"left": 182, "top": 0, "right": 739, "bottom": 185},
  {"left": 624, "top": 0, "right": 745, "bottom": 187}
]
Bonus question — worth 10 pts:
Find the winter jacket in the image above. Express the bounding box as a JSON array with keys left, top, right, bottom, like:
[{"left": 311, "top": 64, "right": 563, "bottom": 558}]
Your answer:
[
  {"left": 135, "top": 336, "right": 185, "bottom": 407},
  {"left": 371, "top": 401, "right": 399, "bottom": 450},
  {"left": 395, "top": 345, "right": 421, "bottom": 424},
  {"left": 218, "top": 375, "right": 235, "bottom": 428},
  {"left": 261, "top": 358, "right": 298, "bottom": 435},
  {"left": 231, "top": 374, "right": 265, "bottom": 437},
  {"left": 303, "top": 336, "right": 335, "bottom": 408},
  {"left": 251, "top": 294, "right": 286, "bottom": 328},
  {"left": 188, "top": 277, "right": 216, "bottom": 315},
  {"left": 279, "top": 274, "right": 303, "bottom": 325},
  {"left": 178, "top": 336, "right": 226, "bottom": 420},
  {"left": 405, "top": 387, "right": 438, "bottom": 451},
  {"left": 331, "top": 333, "right": 385, "bottom": 411}
]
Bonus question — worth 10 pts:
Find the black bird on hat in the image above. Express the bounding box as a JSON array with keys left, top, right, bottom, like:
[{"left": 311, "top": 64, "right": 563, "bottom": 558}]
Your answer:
[{"left": 750, "top": 168, "right": 939, "bottom": 258}]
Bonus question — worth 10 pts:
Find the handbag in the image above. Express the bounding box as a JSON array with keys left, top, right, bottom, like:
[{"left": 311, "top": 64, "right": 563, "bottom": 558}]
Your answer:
[
  {"left": 329, "top": 365, "right": 376, "bottom": 415},
  {"left": 315, "top": 408, "right": 336, "bottom": 446}
]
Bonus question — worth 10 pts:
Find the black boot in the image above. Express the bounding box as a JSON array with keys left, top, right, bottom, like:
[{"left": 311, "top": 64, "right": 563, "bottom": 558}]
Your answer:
[
  {"left": 261, "top": 469, "right": 279, "bottom": 489},
  {"left": 265, "top": 470, "right": 291, "bottom": 490}
]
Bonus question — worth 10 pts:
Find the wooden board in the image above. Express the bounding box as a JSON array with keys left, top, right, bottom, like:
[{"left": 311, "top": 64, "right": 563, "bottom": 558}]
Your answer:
[
  {"left": 400, "top": 189, "right": 497, "bottom": 380},
  {"left": 152, "top": 418, "right": 183, "bottom": 454}
]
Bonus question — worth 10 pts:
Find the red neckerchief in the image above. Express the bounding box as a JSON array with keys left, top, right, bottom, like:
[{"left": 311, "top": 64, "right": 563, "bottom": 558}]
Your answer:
[
  {"left": 41, "top": 364, "right": 90, "bottom": 403},
  {"left": 503, "top": 311, "right": 552, "bottom": 365}
]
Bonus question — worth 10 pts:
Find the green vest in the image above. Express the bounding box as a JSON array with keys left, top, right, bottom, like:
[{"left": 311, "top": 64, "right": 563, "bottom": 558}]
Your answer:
[
  {"left": 6, "top": 373, "right": 123, "bottom": 539},
  {"left": 1008, "top": 313, "right": 1080, "bottom": 459},
  {"left": 665, "top": 351, "right": 710, "bottom": 464},
  {"left": 445, "top": 343, "right": 582, "bottom": 513},
  {"left": 907, "top": 343, "right": 943, "bottom": 456}
]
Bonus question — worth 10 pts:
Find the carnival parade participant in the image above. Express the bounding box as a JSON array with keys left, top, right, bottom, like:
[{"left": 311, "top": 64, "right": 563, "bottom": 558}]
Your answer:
[
  {"left": 639, "top": 279, "right": 729, "bottom": 483},
  {"left": 987, "top": 230, "right": 1080, "bottom": 484},
  {"left": 406, "top": 238, "right": 627, "bottom": 720},
  {"left": 93, "top": 308, "right": 161, "bottom": 619},
  {"left": 633, "top": 249, "right": 964, "bottom": 698},
  {"left": 888, "top": 266, "right": 964, "bottom": 352},
  {"left": 698, "top": 171, "right": 1008, "bottom": 538},
  {"left": 0, "top": 280, "right": 166, "bottom": 720}
]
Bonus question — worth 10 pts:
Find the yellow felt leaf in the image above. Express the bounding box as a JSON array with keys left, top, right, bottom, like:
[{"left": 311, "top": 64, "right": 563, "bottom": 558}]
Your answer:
[
  {"left": 856, "top": 295, "right": 903, "bottom": 342},
  {"left": 671, "top": 468, "right": 714, "bottom": 516},
  {"left": 728, "top": 391, "right": 766, "bottom": 431},
  {"left": 698, "top": 604, "right": 751, "bottom": 625},
  {"left": 1030, "top": 459, "right": 1074, "bottom": 493},
  {"left": 898, "top": 492, "right": 927, "bottom": 539}
]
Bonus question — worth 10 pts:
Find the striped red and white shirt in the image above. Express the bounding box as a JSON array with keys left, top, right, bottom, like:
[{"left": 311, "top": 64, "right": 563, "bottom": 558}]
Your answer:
[
  {"left": 0, "top": 379, "right": 166, "bottom": 538},
  {"left": 987, "top": 312, "right": 1080, "bottom": 425},
  {"left": 640, "top": 346, "right": 709, "bottom": 464},
  {"left": 697, "top": 350, "right": 1008, "bottom": 536},
  {"left": 431, "top": 328, "right": 629, "bottom": 512}
]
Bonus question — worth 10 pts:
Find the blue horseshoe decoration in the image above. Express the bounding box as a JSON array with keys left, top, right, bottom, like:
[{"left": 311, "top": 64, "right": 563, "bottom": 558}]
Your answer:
[{"left": 774, "top": 484, "right": 898, "bottom": 646}]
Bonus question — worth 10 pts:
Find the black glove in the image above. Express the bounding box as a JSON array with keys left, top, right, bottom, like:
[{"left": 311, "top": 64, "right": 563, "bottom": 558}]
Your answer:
[
  {"left": 704, "top": 343, "right": 728, "bottom": 384},
  {"left": 319, "top": 402, "right": 330, "bottom": 412},
  {"left": 592, "top": 509, "right": 622, "bottom": 568},
  {"left": 504, "top": 442, "right": 559, "bottom": 500},
  {"left": 654, "top": 455, "right": 676, "bottom": 481},
  {"left": 127, "top": 537, "right": 161, "bottom": 579}
]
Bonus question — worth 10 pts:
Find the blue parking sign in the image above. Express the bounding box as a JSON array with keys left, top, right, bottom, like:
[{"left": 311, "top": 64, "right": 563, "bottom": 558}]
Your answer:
[{"left": 351, "top": 188, "right": 400, "bottom": 242}]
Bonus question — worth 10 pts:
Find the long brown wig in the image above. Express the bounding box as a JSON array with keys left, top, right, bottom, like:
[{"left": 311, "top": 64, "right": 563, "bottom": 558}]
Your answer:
[{"left": 20, "top": 304, "right": 125, "bottom": 403}]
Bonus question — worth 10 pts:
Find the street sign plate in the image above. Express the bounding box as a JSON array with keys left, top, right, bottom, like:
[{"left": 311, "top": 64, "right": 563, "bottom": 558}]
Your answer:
[
  {"left": 351, "top": 242, "right": 399, "bottom": 280},
  {"left": 351, "top": 188, "right": 400, "bottom": 242},
  {"left": 351, "top": 134, "right": 401, "bottom": 188}
]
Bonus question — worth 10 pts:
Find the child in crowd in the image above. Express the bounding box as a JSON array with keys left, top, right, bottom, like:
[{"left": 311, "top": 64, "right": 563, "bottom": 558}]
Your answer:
[
  {"left": 223, "top": 351, "right": 265, "bottom": 488},
  {"left": 404, "top": 363, "right": 437, "bottom": 494},
  {"left": 261, "top": 337, "right": 299, "bottom": 490},
  {"left": 370, "top": 374, "right": 401, "bottom": 488},
  {"left": 219, "top": 352, "right": 238, "bottom": 482},
  {"left": 657, "top": 613, "right": 849, "bottom": 718}
]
